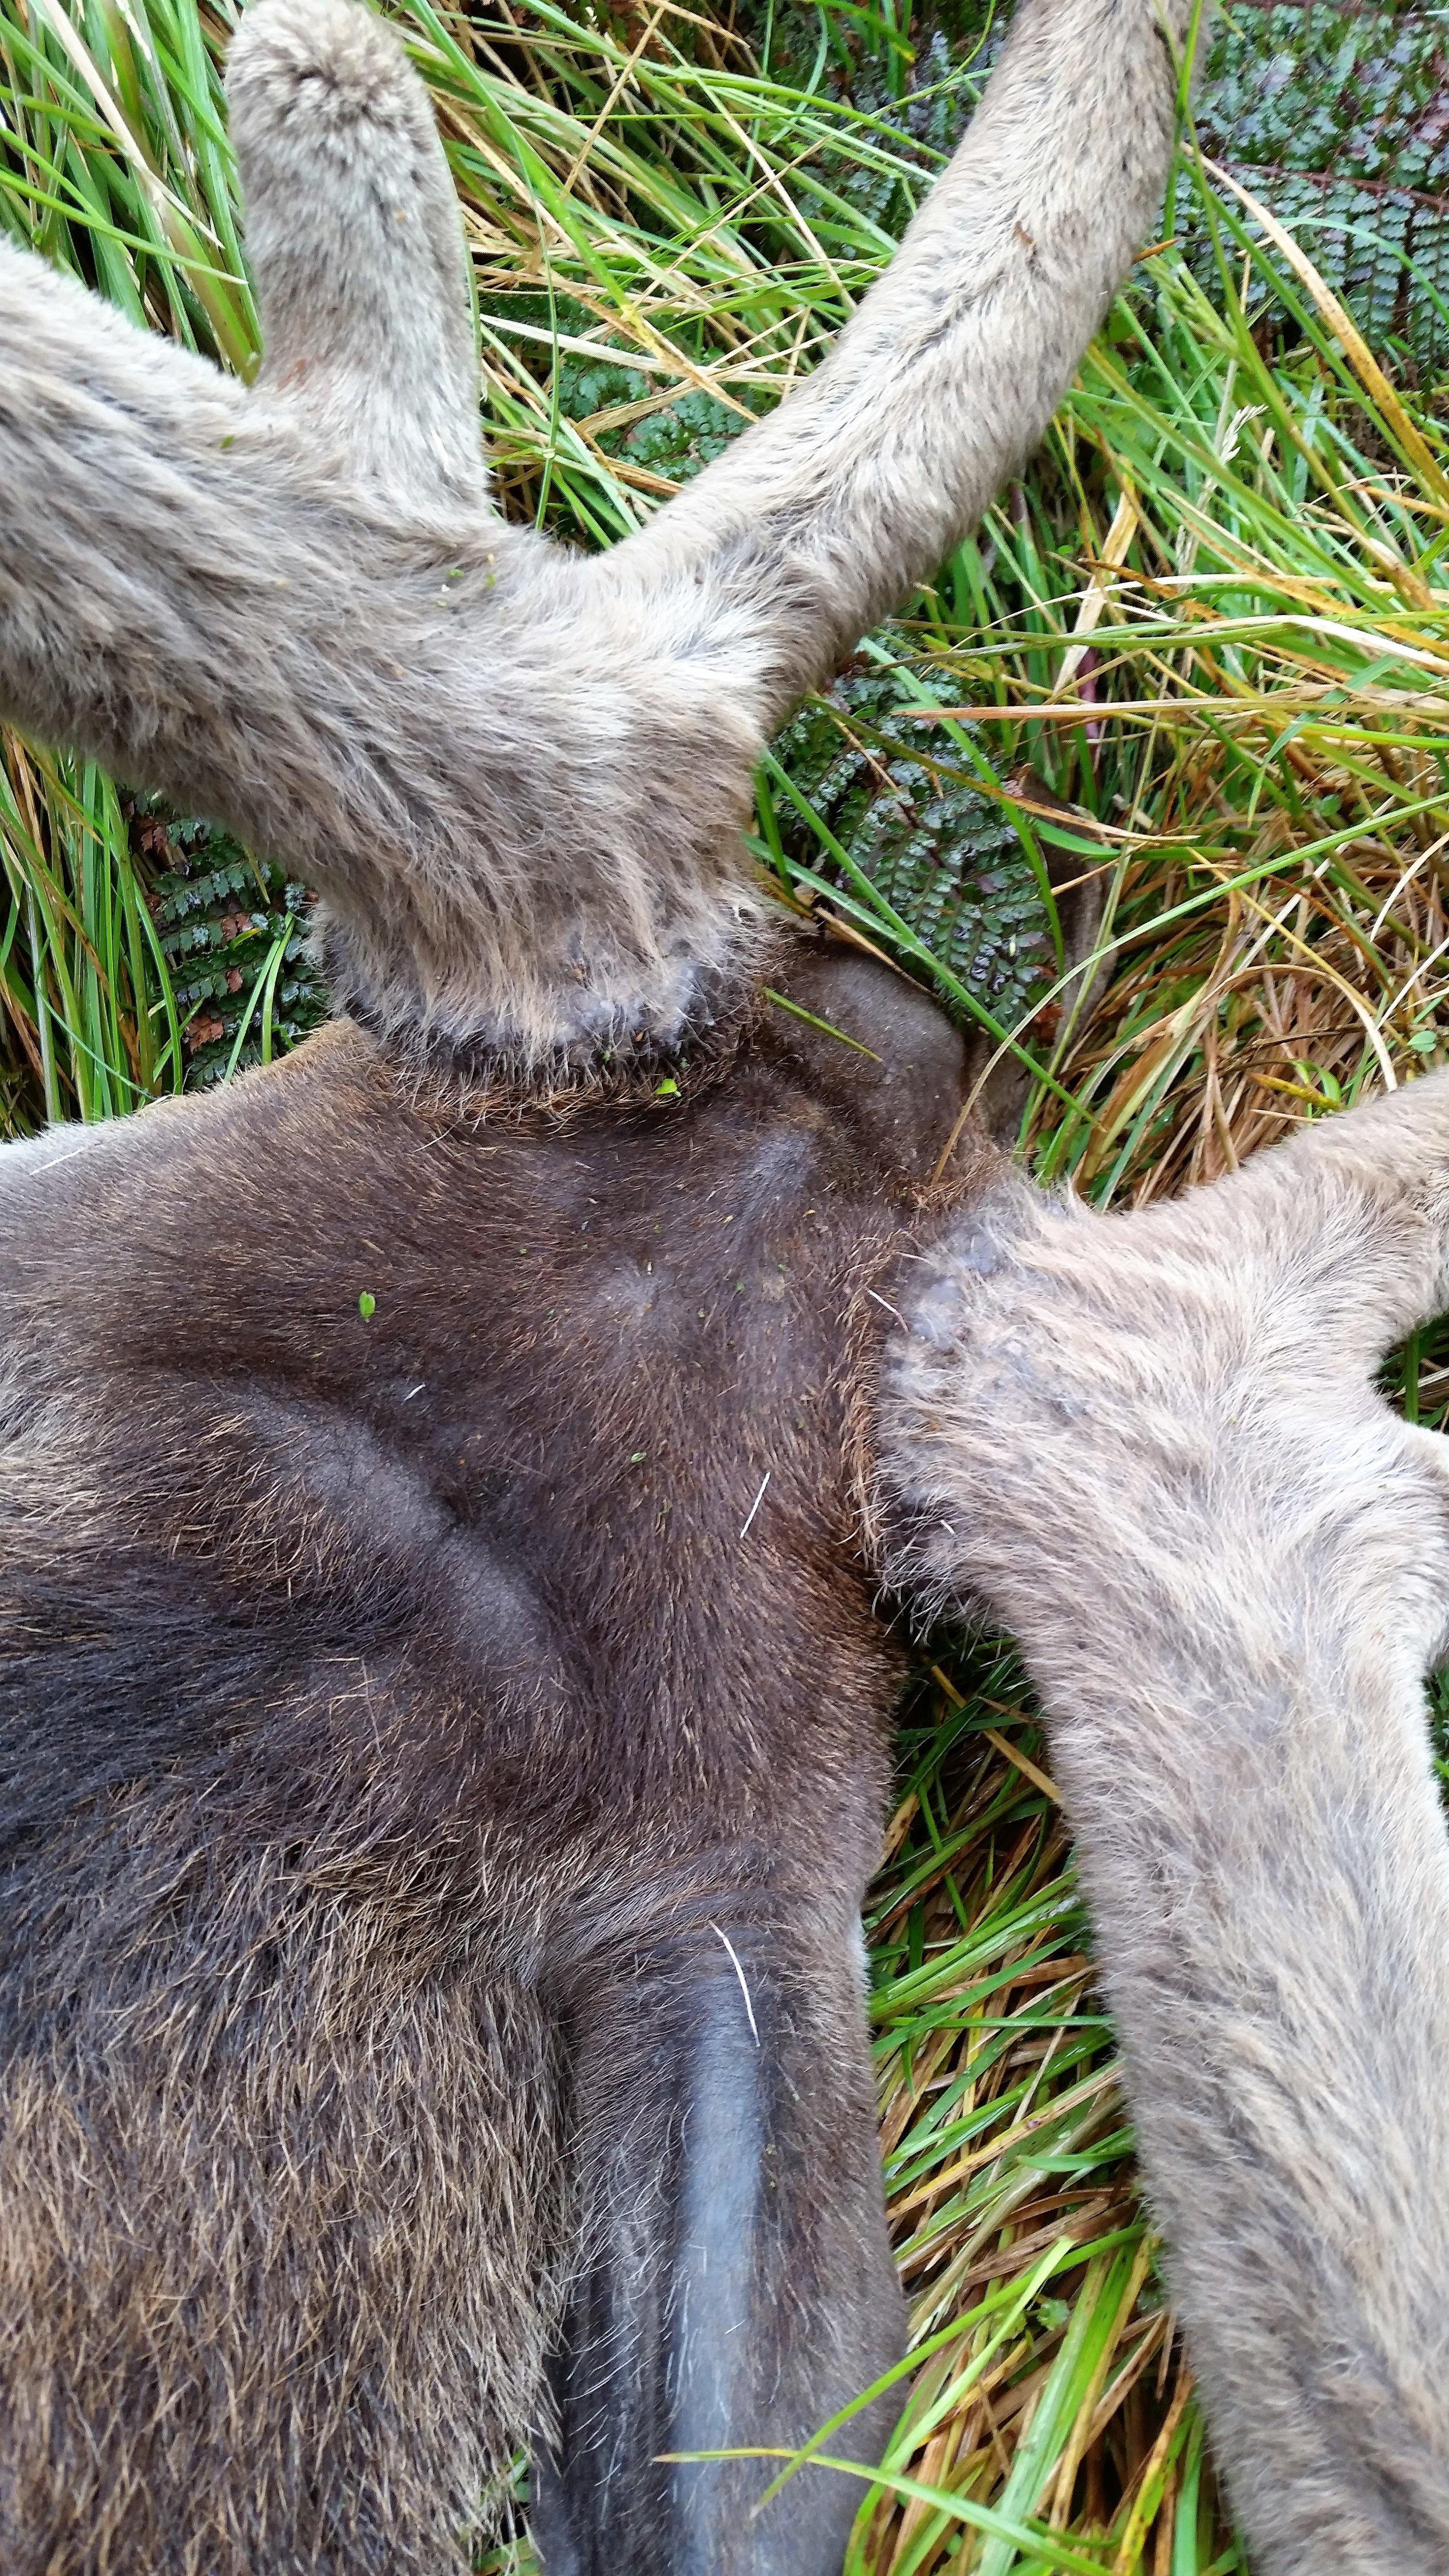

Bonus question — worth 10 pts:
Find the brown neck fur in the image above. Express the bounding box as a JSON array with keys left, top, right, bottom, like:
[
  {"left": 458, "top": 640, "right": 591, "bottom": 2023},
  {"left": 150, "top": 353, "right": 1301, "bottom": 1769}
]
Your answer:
[{"left": 0, "top": 945, "right": 970, "bottom": 2573}]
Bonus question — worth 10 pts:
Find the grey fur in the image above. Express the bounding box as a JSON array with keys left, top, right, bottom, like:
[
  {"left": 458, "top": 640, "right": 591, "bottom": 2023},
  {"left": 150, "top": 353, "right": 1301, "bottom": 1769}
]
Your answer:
[
  {"left": 24, "top": 0, "right": 1431, "bottom": 2566},
  {"left": 10, "top": 0, "right": 1449, "bottom": 2562},
  {"left": 879, "top": 1078, "right": 1449, "bottom": 2574},
  {"left": 0, "top": 0, "right": 1195, "bottom": 1072}
]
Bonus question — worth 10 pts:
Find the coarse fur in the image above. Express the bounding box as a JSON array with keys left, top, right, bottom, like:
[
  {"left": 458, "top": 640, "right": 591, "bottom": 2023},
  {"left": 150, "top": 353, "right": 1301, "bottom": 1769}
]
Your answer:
[
  {"left": 879, "top": 1079, "right": 1449, "bottom": 2574},
  {"left": 0, "top": 950, "right": 975, "bottom": 2575},
  {"left": 23, "top": 0, "right": 1441, "bottom": 2569}
]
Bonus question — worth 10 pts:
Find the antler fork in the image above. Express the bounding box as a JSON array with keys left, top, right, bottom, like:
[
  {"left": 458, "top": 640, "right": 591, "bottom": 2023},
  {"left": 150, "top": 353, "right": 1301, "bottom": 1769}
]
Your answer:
[
  {"left": 880, "top": 1076, "right": 1449, "bottom": 2573},
  {"left": 0, "top": 0, "right": 1198, "bottom": 1072}
]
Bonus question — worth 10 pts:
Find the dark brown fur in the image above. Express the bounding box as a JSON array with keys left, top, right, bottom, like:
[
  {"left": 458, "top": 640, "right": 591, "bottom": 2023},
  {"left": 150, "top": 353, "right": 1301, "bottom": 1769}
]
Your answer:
[{"left": 0, "top": 940, "right": 981, "bottom": 2573}]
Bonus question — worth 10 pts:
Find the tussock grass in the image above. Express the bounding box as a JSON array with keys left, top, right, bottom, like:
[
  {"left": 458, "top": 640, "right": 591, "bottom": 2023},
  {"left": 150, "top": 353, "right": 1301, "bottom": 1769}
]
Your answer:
[{"left": 5, "top": 0, "right": 1448, "bottom": 2566}]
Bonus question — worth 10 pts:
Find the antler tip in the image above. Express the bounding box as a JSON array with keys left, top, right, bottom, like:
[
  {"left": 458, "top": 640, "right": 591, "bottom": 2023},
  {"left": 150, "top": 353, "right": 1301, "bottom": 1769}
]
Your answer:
[{"left": 227, "top": 0, "right": 428, "bottom": 144}]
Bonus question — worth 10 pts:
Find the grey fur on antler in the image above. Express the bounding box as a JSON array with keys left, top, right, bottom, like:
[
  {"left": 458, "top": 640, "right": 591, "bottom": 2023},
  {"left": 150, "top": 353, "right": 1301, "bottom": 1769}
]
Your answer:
[
  {"left": 880, "top": 1077, "right": 1449, "bottom": 2574},
  {"left": 0, "top": 0, "right": 1195, "bottom": 1073}
]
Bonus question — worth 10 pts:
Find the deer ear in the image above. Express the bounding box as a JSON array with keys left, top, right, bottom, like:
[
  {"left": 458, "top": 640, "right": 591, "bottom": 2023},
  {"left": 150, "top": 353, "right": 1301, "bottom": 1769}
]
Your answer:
[{"left": 227, "top": 0, "right": 489, "bottom": 516}]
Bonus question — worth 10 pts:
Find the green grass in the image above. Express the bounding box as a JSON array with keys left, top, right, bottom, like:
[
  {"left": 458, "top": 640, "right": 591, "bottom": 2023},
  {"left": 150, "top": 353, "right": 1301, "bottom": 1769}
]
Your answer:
[{"left": 5, "top": 0, "right": 1449, "bottom": 2566}]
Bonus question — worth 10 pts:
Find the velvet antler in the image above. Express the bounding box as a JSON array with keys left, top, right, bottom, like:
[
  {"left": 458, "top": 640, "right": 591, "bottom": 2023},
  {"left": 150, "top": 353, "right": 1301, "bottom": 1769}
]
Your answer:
[
  {"left": 0, "top": 0, "right": 1196, "bottom": 1069},
  {"left": 880, "top": 1077, "right": 1449, "bottom": 2574}
]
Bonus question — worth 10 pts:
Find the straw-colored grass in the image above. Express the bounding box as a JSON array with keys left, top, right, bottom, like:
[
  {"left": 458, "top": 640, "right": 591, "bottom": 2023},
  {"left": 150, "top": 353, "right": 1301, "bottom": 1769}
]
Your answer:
[{"left": 5, "top": 0, "right": 1449, "bottom": 2566}]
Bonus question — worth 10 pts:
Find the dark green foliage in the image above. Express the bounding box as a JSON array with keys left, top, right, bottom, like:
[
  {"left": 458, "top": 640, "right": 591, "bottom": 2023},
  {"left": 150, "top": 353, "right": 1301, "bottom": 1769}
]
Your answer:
[
  {"left": 134, "top": 805, "right": 327, "bottom": 1087},
  {"left": 618, "top": 383, "right": 756, "bottom": 478},
  {"left": 553, "top": 351, "right": 766, "bottom": 480},
  {"left": 790, "top": 30, "right": 974, "bottom": 239},
  {"left": 773, "top": 649, "right": 1055, "bottom": 1031},
  {"left": 1194, "top": 0, "right": 1449, "bottom": 369}
]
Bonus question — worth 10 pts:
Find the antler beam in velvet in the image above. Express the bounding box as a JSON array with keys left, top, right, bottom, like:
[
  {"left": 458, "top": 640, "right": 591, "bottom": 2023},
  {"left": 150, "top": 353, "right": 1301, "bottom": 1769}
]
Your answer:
[
  {"left": 0, "top": 0, "right": 1197, "bottom": 1071},
  {"left": 880, "top": 1079, "right": 1449, "bottom": 2574}
]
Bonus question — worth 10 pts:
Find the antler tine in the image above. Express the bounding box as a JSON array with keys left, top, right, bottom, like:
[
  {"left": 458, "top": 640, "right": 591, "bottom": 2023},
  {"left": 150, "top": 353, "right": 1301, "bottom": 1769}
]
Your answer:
[
  {"left": 0, "top": 0, "right": 537, "bottom": 1064},
  {"left": 0, "top": 213, "right": 498, "bottom": 948},
  {"left": 596, "top": 0, "right": 1201, "bottom": 734},
  {"left": 879, "top": 1079, "right": 1449, "bottom": 2573},
  {"left": 1205, "top": 1070, "right": 1449, "bottom": 1363},
  {"left": 227, "top": 0, "right": 489, "bottom": 515}
]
